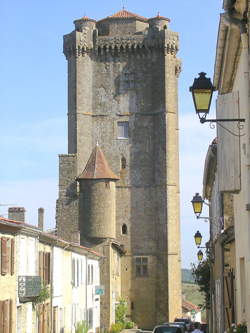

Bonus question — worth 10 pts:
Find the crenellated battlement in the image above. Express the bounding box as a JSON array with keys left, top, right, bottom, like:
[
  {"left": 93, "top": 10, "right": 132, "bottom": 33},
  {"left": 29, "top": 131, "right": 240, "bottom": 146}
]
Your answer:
[{"left": 63, "top": 29, "right": 179, "bottom": 58}]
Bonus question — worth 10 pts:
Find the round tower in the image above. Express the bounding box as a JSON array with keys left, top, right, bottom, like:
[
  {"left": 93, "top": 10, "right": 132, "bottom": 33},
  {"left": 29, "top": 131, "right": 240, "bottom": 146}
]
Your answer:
[
  {"left": 77, "top": 145, "right": 119, "bottom": 241},
  {"left": 148, "top": 14, "right": 170, "bottom": 30},
  {"left": 73, "top": 16, "right": 96, "bottom": 32}
]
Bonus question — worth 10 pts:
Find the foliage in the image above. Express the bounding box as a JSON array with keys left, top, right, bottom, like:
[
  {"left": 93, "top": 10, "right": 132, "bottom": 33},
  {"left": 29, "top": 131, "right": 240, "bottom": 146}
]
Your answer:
[
  {"left": 109, "top": 298, "right": 136, "bottom": 333},
  {"left": 191, "top": 260, "right": 210, "bottom": 309},
  {"left": 115, "top": 298, "right": 127, "bottom": 324},
  {"left": 33, "top": 284, "right": 50, "bottom": 305},
  {"left": 228, "top": 323, "right": 247, "bottom": 333},
  {"left": 125, "top": 321, "right": 136, "bottom": 329},
  {"left": 75, "top": 321, "right": 89, "bottom": 333},
  {"left": 110, "top": 322, "right": 124, "bottom": 333}
]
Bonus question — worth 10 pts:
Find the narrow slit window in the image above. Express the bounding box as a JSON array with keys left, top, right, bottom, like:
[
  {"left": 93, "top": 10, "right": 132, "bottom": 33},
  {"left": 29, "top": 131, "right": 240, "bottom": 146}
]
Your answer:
[
  {"left": 118, "top": 122, "right": 129, "bottom": 139},
  {"left": 121, "top": 156, "right": 126, "bottom": 169},
  {"left": 122, "top": 224, "right": 128, "bottom": 235}
]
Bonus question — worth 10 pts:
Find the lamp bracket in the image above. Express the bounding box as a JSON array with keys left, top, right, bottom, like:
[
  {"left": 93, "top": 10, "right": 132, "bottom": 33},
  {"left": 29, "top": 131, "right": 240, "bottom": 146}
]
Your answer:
[
  {"left": 200, "top": 118, "right": 245, "bottom": 123},
  {"left": 196, "top": 216, "right": 211, "bottom": 222}
]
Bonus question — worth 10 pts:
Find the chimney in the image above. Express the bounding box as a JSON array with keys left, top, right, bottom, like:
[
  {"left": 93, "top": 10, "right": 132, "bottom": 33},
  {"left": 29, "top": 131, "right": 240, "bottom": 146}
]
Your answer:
[
  {"left": 38, "top": 208, "right": 44, "bottom": 231},
  {"left": 8, "top": 207, "right": 25, "bottom": 222}
]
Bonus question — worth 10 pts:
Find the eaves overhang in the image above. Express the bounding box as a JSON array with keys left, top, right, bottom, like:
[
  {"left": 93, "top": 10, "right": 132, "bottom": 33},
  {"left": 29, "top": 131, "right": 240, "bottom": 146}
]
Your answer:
[
  {"left": 213, "top": 13, "right": 242, "bottom": 94},
  {"left": 203, "top": 142, "right": 217, "bottom": 200}
]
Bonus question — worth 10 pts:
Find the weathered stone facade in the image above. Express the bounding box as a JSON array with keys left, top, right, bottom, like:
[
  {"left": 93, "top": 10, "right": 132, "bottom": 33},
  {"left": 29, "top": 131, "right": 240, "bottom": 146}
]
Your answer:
[{"left": 57, "top": 10, "right": 182, "bottom": 329}]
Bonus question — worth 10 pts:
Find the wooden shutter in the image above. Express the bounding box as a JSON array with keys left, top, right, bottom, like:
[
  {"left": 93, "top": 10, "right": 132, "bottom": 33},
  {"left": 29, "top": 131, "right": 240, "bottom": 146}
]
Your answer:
[
  {"left": 53, "top": 307, "right": 58, "bottom": 333},
  {"left": 43, "top": 252, "right": 46, "bottom": 284},
  {"left": 217, "top": 92, "right": 241, "bottom": 192},
  {"left": 1, "top": 238, "right": 9, "bottom": 275},
  {"left": 39, "top": 251, "right": 43, "bottom": 281},
  {"left": 10, "top": 239, "right": 14, "bottom": 276},
  {"left": 38, "top": 304, "right": 43, "bottom": 333},
  {"left": 47, "top": 253, "right": 51, "bottom": 284},
  {"left": 9, "top": 299, "right": 12, "bottom": 333},
  {"left": 3, "top": 300, "right": 10, "bottom": 333},
  {"left": 0, "top": 301, "right": 4, "bottom": 333}
]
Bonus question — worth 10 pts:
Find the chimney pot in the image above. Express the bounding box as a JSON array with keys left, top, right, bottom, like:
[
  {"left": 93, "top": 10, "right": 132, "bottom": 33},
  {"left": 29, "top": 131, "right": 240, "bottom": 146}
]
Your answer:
[
  {"left": 38, "top": 208, "right": 44, "bottom": 231},
  {"left": 8, "top": 207, "right": 25, "bottom": 222}
]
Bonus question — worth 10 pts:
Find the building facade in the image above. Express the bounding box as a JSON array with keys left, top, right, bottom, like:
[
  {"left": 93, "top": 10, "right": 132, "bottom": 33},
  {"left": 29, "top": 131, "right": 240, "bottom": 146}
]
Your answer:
[
  {"left": 201, "top": 0, "right": 250, "bottom": 331},
  {"left": 0, "top": 213, "right": 101, "bottom": 333},
  {"left": 56, "top": 9, "right": 182, "bottom": 329}
]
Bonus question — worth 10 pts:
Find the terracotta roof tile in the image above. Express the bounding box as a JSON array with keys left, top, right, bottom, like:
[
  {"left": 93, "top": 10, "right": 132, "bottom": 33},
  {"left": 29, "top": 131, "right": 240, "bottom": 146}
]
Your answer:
[
  {"left": 74, "top": 15, "right": 96, "bottom": 23},
  {"left": 148, "top": 14, "right": 170, "bottom": 22},
  {"left": 182, "top": 299, "right": 200, "bottom": 312},
  {"left": 77, "top": 145, "right": 119, "bottom": 180},
  {"left": 99, "top": 9, "right": 147, "bottom": 22}
]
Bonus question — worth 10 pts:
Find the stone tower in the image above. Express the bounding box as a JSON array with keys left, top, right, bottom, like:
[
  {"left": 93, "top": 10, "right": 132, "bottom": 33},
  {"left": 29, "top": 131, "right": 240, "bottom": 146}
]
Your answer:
[{"left": 57, "top": 10, "right": 182, "bottom": 328}]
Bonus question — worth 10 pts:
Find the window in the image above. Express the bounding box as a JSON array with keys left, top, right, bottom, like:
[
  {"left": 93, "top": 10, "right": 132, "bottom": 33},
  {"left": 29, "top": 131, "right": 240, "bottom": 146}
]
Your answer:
[
  {"left": 87, "top": 264, "right": 94, "bottom": 285},
  {"left": 118, "top": 122, "right": 129, "bottom": 139},
  {"left": 0, "top": 299, "right": 12, "bottom": 333},
  {"left": 121, "top": 156, "right": 126, "bottom": 169},
  {"left": 135, "top": 257, "right": 148, "bottom": 277},
  {"left": 1, "top": 237, "right": 15, "bottom": 276},
  {"left": 87, "top": 308, "right": 93, "bottom": 328},
  {"left": 122, "top": 224, "right": 128, "bottom": 235},
  {"left": 39, "top": 251, "right": 51, "bottom": 285}
]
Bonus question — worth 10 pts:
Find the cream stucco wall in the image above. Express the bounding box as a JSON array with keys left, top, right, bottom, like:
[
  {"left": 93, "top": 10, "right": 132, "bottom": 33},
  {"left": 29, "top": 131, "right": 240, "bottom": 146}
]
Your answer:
[{"left": 230, "top": 43, "right": 250, "bottom": 326}]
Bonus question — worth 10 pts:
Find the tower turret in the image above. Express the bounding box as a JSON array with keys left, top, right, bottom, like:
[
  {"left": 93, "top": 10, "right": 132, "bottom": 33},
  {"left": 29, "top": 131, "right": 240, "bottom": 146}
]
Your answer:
[
  {"left": 148, "top": 14, "right": 170, "bottom": 31},
  {"left": 77, "top": 145, "right": 119, "bottom": 242}
]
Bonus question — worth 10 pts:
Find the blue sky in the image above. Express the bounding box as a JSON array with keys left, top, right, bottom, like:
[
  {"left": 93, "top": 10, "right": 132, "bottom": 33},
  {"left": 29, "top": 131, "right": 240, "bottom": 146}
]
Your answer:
[{"left": 0, "top": 0, "right": 221, "bottom": 267}]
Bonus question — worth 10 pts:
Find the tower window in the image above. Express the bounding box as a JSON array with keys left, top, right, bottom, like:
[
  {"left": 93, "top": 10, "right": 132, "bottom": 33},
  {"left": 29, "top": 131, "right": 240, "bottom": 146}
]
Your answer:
[
  {"left": 135, "top": 257, "right": 148, "bottom": 277},
  {"left": 117, "top": 122, "right": 129, "bottom": 139},
  {"left": 121, "top": 156, "right": 126, "bottom": 169},
  {"left": 122, "top": 224, "right": 128, "bottom": 235}
]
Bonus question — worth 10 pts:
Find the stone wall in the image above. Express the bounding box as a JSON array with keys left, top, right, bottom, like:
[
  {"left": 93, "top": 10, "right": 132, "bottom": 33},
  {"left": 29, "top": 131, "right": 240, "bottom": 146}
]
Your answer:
[{"left": 58, "top": 15, "right": 182, "bottom": 328}]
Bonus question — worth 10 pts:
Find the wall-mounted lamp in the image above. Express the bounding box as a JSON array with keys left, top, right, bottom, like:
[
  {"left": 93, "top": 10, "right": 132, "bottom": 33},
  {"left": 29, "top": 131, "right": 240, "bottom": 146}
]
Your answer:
[
  {"left": 191, "top": 193, "right": 210, "bottom": 222},
  {"left": 197, "top": 250, "right": 204, "bottom": 262},
  {"left": 190, "top": 72, "right": 245, "bottom": 124},
  {"left": 194, "top": 230, "right": 202, "bottom": 247}
]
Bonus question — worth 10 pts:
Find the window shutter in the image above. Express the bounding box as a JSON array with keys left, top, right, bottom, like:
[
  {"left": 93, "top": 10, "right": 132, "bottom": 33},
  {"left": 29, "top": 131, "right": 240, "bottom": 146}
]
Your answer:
[
  {"left": 10, "top": 239, "right": 15, "bottom": 276},
  {"left": 72, "top": 259, "right": 75, "bottom": 287},
  {"left": 0, "top": 301, "right": 4, "bottom": 333},
  {"left": 39, "top": 251, "right": 42, "bottom": 281},
  {"left": 217, "top": 92, "right": 241, "bottom": 192},
  {"left": 3, "top": 300, "right": 10, "bottom": 333},
  {"left": 47, "top": 252, "right": 51, "bottom": 284},
  {"left": 1, "top": 238, "right": 9, "bottom": 275},
  {"left": 43, "top": 252, "right": 46, "bottom": 284},
  {"left": 9, "top": 299, "right": 12, "bottom": 333}
]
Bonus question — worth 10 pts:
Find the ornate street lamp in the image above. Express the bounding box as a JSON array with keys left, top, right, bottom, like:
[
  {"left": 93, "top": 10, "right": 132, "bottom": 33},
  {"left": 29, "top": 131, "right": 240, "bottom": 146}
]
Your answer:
[
  {"left": 194, "top": 231, "right": 202, "bottom": 247},
  {"left": 189, "top": 72, "right": 215, "bottom": 123},
  {"left": 190, "top": 72, "right": 245, "bottom": 124},
  {"left": 197, "top": 250, "right": 203, "bottom": 262},
  {"left": 191, "top": 193, "right": 204, "bottom": 218}
]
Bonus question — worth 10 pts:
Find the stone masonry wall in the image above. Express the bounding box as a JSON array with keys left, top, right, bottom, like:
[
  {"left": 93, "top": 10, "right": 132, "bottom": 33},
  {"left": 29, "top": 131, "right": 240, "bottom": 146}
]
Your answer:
[{"left": 59, "top": 17, "right": 182, "bottom": 328}]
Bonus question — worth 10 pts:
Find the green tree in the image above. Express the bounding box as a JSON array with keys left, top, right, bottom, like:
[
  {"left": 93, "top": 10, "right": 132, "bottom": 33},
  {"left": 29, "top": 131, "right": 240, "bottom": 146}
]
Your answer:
[{"left": 191, "top": 260, "right": 210, "bottom": 308}]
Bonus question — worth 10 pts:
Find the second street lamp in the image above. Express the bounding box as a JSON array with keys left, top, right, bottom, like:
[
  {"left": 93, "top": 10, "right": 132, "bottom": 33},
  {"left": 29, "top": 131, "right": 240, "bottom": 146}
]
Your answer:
[
  {"left": 194, "top": 231, "right": 202, "bottom": 247},
  {"left": 197, "top": 250, "right": 204, "bottom": 262},
  {"left": 191, "top": 193, "right": 204, "bottom": 218}
]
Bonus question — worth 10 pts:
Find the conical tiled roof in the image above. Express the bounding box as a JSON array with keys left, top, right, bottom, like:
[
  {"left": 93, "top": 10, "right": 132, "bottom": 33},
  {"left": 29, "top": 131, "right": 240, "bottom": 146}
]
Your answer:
[
  {"left": 98, "top": 9, "right": 147, "bottom": 22},
  {"left": 77, "top": 145, "right": 119, "bottom": 180},
  {"left": 148, "top": 13, "right": 170, "bottom": 22},
  {"left": 74, "top": 15, "right": 96, "bottom": 23}
]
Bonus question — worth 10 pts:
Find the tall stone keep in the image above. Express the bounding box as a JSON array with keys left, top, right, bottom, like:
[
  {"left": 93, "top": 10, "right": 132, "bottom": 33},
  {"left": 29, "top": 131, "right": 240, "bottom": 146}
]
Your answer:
[{"left": 57, "top": 10, "right": 182, "bottom": 328}]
